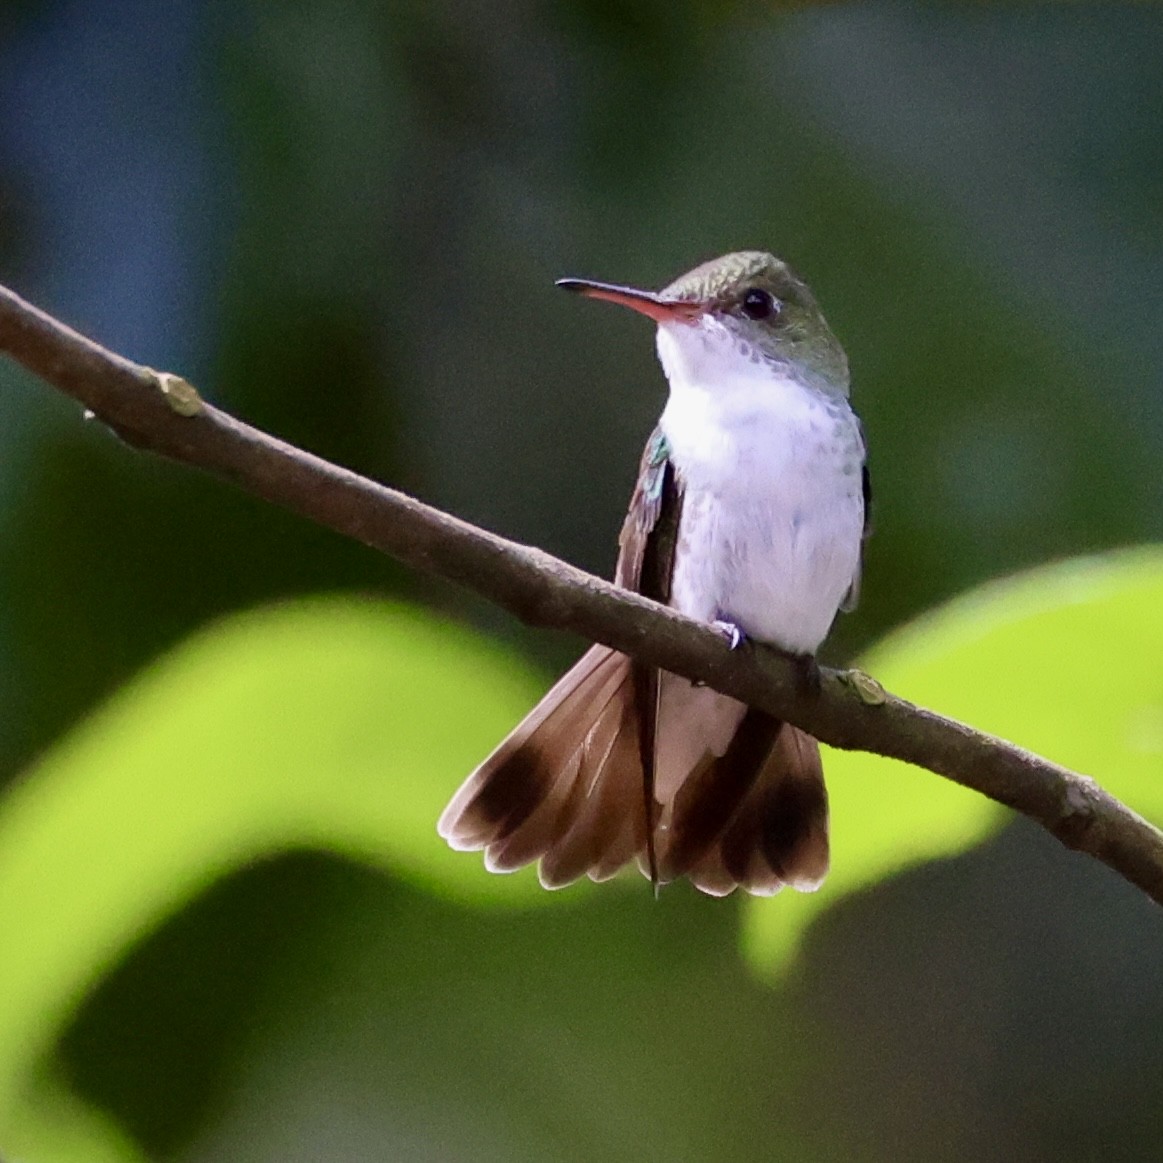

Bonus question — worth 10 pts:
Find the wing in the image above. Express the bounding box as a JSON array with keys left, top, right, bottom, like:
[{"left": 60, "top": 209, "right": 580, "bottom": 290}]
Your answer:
[
  {"left": 614, "top": 427, "right": 683, "bottom": 889},
  {"left": 840, "top": 422, "right": 872, "bottom": 614},
  {"left": 615, "top": 426, "right": 681, "bottom": 596},
  {"left": 439, "top": 428, "right": 683, "bottom": 892}
]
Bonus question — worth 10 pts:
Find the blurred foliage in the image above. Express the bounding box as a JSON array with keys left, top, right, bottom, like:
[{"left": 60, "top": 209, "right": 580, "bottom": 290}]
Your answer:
[
  {"left": 0, "top": 1, "right": 1161, "bottom": 1161},
  {"left": 0, "top": 600, "right": 545, "bottom": 1158},
  {"left": 745, "top": 547, "right": 1163, "bottom": 972},
  {"left": 1, "top": 551, "right": 1161, "bottom": 1159}
]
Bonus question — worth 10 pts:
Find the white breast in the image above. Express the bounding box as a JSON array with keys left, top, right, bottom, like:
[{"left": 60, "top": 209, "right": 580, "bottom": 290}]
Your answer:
[{"left": 656, "top": 319, "right": 865, "bottom": 656}]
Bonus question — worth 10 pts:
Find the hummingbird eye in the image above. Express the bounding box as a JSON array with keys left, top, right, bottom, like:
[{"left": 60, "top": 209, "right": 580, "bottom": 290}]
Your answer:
[{"left": 741, "top": 288, "right": 779, "bottom": 321}]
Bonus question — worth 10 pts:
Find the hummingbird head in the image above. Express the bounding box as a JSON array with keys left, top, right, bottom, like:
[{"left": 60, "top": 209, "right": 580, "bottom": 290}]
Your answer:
[{"left": 557, "top": 250, "right": 849, "bottom": 398}]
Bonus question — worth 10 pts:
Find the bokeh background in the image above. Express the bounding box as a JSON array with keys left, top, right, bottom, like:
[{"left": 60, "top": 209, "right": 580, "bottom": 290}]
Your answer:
[{"left": 1, "top": 2, "right": 1162, "bottom": 1160}]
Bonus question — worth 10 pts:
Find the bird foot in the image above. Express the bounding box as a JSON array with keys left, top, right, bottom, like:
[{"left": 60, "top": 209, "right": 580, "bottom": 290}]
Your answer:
[
  {"left": 711, "top": 619, "right": 746, "bottom": 650},
  {"left": 691, "top": 619, "right": 747, "bottom": 687},
  {"left": 790, "top": 653, "right": 822, "bottom": 699}
]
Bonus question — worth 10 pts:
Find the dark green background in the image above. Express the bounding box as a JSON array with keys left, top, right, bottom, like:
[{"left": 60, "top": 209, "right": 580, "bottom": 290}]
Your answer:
[{"left": 1, "top": 3, "right": 1161, "bottom": 1159}]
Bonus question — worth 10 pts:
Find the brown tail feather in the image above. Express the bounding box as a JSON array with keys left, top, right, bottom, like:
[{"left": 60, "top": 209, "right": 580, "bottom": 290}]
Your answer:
[
  {"left": 658, "top": 708, "right": 782, "bottom": 880},
  {"left": 539, "top": 699, "right": 647, "bottom": 887},
  {"left": 439, "top": 653, "right": 829, "bottom": 896},
  {"left": 714, "top": 724, "right": 829, "bottom": 893},
  {"left": 489, "top": 658, "right": 630, "bottom": 874},
  {"left": 754, "top": 725, "right": 829, "bottom": 890},
  {"left": 686, "top": 847, "right": 740, "bottom": 897},
  {"left": 438, "top": 645, "right": 628, "bottom": 855}
]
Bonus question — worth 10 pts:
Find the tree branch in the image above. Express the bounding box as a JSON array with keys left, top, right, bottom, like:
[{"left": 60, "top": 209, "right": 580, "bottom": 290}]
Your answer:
[{"left": 1, "top": 279, "right": 1160, "bottom": 905}]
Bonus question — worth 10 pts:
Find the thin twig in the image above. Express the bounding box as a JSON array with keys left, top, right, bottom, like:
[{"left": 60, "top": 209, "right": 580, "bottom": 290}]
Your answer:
[{"left": 1, "top": 280, "right": 1160, "bottom": 905}]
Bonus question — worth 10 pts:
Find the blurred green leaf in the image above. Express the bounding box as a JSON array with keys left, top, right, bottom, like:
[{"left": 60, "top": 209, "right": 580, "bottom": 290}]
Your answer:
[
  {"left": 4, "top": 1072, "right": 148, "bottom": 1163},
  {"left": 164, "top": 861, "right": 817, "bottom": 1163},
  {"left": 744, "top": 546, "right": 1163, "bottom": 974},
  {"left": 5, "top": 555, "right": 1163, "bottom": 1154},
  {"left": 0, "top": 598, "right": 548, "bottom": 1137}
]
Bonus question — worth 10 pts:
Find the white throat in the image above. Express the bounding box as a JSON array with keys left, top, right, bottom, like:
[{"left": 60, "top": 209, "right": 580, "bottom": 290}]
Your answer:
[{"left": 655, "top": 318, "right": 835, "bottom": 478}]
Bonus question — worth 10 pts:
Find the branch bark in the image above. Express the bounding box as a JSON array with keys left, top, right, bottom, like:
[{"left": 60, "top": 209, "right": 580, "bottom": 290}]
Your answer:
[{"left": 1, "top": 280, "right": 1161, "bottom": 905}]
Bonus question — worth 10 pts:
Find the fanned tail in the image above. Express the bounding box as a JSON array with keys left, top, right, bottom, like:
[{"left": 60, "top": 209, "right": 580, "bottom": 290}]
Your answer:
[
  {"left": 438, "top": 646, "right": 648, "bottom": 884},
  {"left": 438, "top": 658, "right": 829, "bottom": 896},
  {"left": 682, "top": 719, "right": 829, "bottom": 897}
]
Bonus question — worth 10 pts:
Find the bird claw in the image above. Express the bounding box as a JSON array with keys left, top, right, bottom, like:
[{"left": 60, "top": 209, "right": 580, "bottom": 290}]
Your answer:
[{"left": 711, "top": 619, "right": 746, "bottom": 650}]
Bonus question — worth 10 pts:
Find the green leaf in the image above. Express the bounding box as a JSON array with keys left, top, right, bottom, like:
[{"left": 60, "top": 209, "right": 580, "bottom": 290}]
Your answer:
[
  {"left": 0, "top": 598, "right": 547, "bottom": 1135},
  {"left": 743, "top": 547, "right": 1163, "bottom": 976},
  {"left": 3, "top": 1072, "right": 149, "bottom": 1163},
  {"left": 6, "top": 551, "right": 1162, "bottom": 1152}
]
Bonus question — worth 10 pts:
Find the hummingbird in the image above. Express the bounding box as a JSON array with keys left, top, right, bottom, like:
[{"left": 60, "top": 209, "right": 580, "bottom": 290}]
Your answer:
[{"left": 439, "top": 251, "right": 870, "bottom": 897}]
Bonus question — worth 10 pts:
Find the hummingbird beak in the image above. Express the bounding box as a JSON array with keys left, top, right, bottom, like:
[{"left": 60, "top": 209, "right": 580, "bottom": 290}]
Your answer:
[{"left": 555, "top": 278, "right": 703, "bottom": 324}]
